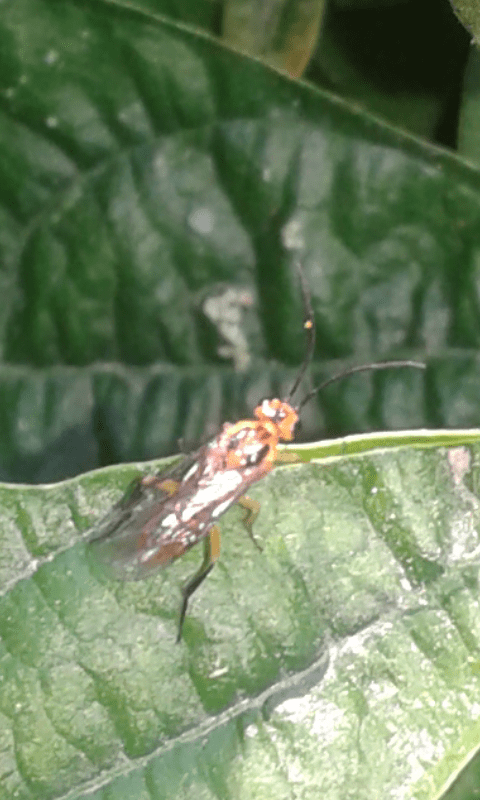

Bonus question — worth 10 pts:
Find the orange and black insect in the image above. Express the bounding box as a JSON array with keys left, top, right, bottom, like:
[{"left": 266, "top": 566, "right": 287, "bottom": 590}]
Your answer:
[{"left": 90, "top": 264, "right": 425, "bottom": 641}]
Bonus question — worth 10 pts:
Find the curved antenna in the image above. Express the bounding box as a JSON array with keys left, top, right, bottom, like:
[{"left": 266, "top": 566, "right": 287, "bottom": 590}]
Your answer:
[
  {"left": 297, "top": 360, "right": 426, "bottom": 412},
  {"left": 287, "top": 262, "right": 316, "bottom": 402}
]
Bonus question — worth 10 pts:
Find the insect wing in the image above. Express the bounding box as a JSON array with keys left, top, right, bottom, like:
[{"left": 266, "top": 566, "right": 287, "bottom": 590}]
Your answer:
[{"left": 89, "top": 454, "right": 199, "bottom": 581}]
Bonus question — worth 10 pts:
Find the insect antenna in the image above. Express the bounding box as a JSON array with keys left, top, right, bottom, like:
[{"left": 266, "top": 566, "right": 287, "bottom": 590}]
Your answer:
[
  {"left": 284, "top": 261, "right": 425, "bottom": 410},
  {"left": 297, "top": 359, "right": 426, "bottom": 412},
  {"left": 286, "top": 262, "right": 316, "bottom": 402}
]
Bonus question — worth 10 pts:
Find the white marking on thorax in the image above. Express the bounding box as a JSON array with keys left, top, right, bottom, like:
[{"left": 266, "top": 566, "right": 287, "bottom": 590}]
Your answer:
[
  {"left": 211, "top": 498, "right": 235, "bottom": 519},
  {"left": 161, "top": 512, "right": 177, "bottom": 528},
  {"left": 183, "top": 462, "right": 199, "bottom": 482},
  {"left": 260, "top": 400, "right": 276, "bottom": 417},
  {"left": 244, "top": 442, "right": 264, "bottom": 457},
  {"left": 180, "top": 470, "right": 244, "bottom": 522}
]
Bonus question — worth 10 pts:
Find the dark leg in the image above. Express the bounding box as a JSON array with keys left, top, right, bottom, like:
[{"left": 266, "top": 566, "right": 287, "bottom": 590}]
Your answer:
[{"left": 177, "top": 525, "right": 220, "bottom": 643}]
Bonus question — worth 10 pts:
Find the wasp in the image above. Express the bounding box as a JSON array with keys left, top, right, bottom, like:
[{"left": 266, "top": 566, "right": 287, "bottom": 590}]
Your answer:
[{"left": 90, "top": 264, "right": 425, "bottom": 641}]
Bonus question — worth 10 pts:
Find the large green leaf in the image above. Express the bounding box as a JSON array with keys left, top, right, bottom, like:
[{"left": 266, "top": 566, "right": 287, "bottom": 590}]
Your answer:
[
  {"left": 0, "top": 0, "right": 479, "bottom": 482},
  {"left": 0, "top": 2, "right": 478, "bottom": 798},
  {"left": 2, "top": 432, "right": 480, "bottom": 799},
  {"left": 450, "top": 0, "right": 480, "bottom": 43}
]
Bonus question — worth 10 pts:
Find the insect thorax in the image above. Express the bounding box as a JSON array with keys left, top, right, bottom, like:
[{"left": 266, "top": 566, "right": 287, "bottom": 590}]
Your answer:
[{"left": 254, "top": 398, "right": 299, "bottom": 442}]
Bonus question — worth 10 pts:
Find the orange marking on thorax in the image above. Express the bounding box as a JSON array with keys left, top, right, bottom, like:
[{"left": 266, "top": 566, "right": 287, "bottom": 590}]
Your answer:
[
  {"left": 220, "top": 399, "right": 299, "bottom": 474},
  {"left": 254, "top": 399, "right": 299, "bottom": 441}
]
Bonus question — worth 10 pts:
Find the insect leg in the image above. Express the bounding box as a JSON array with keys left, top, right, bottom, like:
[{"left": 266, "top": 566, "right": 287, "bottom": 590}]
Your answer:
[
  {"left": 140, "top": 476, "right": 180, "bottom": 496},
  {"left": 177, "top": 525, "right": 220, "bottom": 643},
  {"left": 237, "top": 496, "right": 263, "bottom": 552}
]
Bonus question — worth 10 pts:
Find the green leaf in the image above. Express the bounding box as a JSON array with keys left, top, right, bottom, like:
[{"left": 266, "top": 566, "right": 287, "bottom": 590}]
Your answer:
[
  {"left": 458, "top": 46, "right": 480, "bottom": 163},
  {"left": 0, "top": 3, "right": 478, "bottom": 799},
  {"left": 450, "top": 0, "right": 480, "bottom": 42},
  {"left": 2, "top": 432, "right": 480, "bottom": 798},
  {"left": 0, "top": 0, "right": 479, "bottom": 482}
]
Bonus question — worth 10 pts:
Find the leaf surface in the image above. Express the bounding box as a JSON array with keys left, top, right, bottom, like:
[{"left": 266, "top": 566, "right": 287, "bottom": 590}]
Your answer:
[
  {"left": 2, "top": 432, "right": 480, "bottom": 799},
  {"left": 0, "top": 1, "right": 479, "bottom": 481}
]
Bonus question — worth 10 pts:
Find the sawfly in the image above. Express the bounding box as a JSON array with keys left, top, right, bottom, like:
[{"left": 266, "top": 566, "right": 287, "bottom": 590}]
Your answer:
[{"left": 90, "top": 264, "right": 425, "bottom": 641}]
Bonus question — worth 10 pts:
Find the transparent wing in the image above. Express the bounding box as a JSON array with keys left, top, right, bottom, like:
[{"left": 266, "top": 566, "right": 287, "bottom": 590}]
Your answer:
[{"left": 88, "top": 454, "right": 200, "bottom": 580}]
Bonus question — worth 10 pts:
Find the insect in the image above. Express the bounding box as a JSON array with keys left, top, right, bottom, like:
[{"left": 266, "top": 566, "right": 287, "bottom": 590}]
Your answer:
[{"left": 90, "top": 264, "right": 425, "bottom": 641}]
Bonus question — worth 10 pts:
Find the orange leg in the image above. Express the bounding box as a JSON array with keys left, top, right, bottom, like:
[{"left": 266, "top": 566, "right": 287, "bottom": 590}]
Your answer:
[
  {"left": 140, "top": 475, "right": 180, "bottom": 497},
  {"left": 177, "top": 525, "right": 221, "bottom": 643},
  {"left": 237, "top": 495, "right": 262, "bottom": 552}
]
